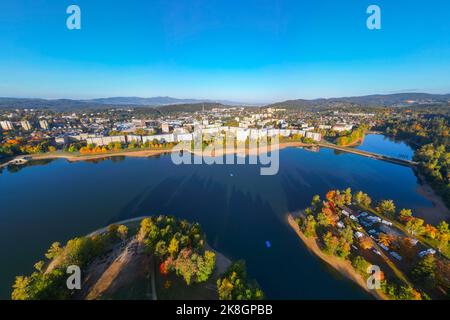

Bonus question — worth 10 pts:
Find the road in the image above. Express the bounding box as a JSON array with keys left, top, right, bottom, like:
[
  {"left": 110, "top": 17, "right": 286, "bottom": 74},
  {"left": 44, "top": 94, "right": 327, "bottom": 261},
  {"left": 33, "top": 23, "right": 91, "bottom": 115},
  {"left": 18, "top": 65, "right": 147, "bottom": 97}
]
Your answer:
[{"left": 318, "top": 141, "right": 418, "bottom": 167}]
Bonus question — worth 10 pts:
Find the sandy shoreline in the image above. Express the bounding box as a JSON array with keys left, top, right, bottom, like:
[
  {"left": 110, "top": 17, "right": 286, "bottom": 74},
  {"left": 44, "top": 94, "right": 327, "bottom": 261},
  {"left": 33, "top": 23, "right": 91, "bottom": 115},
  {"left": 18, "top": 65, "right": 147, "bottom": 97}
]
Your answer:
[
  {"left": 415, "top": 172, "right": 450, "bottom": 224},
  {"left": 287, "top": 214, "right": 388, "bottom": 300},
  {"left": 19, "top": 141, "right": 310, "bottom": 163}
]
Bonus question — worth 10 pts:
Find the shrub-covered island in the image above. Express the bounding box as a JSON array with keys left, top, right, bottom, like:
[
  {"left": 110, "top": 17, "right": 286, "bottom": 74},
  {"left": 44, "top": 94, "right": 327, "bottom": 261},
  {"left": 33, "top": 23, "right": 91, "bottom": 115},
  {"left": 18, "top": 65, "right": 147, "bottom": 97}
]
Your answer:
[{"left": 12, "top": 215, "right": 263, "bottom": 300}]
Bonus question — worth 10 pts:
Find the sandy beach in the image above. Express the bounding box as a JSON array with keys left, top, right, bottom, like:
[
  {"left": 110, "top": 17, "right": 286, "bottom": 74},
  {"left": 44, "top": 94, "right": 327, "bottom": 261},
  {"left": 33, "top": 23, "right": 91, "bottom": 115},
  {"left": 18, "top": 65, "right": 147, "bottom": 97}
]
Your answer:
[
  {"left": 20, "top": 141, "right": 310, "bottom": 163},
  {"left": 415, "top": 172, "right": 450, "bottom": 224},
  {"left": 287, "top": 214, "right": 388, "bottom": 300}
]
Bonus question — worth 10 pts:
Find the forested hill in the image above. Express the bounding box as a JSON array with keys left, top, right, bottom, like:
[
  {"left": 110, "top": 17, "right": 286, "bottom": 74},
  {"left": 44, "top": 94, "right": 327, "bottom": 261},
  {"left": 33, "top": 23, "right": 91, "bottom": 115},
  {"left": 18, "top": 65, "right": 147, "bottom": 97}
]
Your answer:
[
  {"left": 1, "top": 93, "right": 450, "bottom": 111},
  {"left": 268, "top": 93, "right": 450, "bottom": 110}
]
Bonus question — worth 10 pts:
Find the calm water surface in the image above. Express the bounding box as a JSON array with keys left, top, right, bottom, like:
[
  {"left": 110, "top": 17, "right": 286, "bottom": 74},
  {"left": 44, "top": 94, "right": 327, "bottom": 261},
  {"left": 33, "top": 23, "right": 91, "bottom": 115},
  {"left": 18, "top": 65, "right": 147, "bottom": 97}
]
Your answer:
[
  {"left": 356, "top": 134, "right": 414, "bottom": 160},
  {"left": 0, "top": 146, "right": 432, "bottom": 299}
]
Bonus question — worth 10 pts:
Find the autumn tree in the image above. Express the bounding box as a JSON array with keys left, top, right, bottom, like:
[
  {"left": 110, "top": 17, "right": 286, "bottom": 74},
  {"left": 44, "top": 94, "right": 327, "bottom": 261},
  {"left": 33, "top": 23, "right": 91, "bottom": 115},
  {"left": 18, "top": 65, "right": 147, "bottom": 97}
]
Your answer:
[
  {"left": 336, "top": 240, "right": 351, "bottom": 259},
  {"left": 155, "top": 240, "right": 168, "bottom": 258},
  {"left": 117, "top": 225, "right": 128, "bottom": 241},
  {"left": 217, "top": 261, "right": 264, "bottom": 300},
  {"left": 405, "top": 218, "right": 426, "bottom": 236},
  {"left": 359, "top": 237, "right": 373, "bottom": 250},
  {"left": 378, "top": 233, "right": 395, "bottom": 247},
  {"left": 397, "top": 237, "right": 419, "bottom": 262},
  {"left": 376, "top": 200, "right": 396, "bottom": 219},
  {"left": 322, "top": 232, "right": 340, "bottom": 255},
  {"left": 302, "top": 215, "right": 317, "bottom": 238},
  {"left": 398, "top": 208, "right": 413, "bottom": 223},
  {"left": 424, "top": 224, "right": 438, "bottom": 239},
  {"left": 45, "top": 242, "right": 63, "bottom": 260},
  {"left": 343, "top": 188, "right": 352, "bottom": 206},
  {"left": 317, "top": 202, "right": 339, "bottom": 227},
  {"left": 353, "top": 191, "right": 372, "bottom": 207},
  {"left": 196, "top": 251, "right": 216, "bottom": 283},
  {"left": 341, "top": 225, "right": 354, "bottom": 245},
  {"left": 168, "top": 237, "right": 180, "bottom": 257}
]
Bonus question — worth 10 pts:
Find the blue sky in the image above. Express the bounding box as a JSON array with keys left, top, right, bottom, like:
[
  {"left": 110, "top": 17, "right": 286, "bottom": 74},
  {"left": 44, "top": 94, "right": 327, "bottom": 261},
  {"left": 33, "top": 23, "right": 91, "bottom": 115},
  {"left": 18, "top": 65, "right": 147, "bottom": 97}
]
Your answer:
[{"left": 0, "top": 0, "right": 449, "bottom": 103}]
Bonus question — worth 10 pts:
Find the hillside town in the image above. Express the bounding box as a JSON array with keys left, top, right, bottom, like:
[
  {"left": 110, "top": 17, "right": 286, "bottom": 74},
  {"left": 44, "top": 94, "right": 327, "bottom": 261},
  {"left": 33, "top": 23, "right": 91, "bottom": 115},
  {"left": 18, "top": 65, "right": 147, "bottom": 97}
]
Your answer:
[{"left": 0, "top": 104, "right": 383, "bottom": 158}]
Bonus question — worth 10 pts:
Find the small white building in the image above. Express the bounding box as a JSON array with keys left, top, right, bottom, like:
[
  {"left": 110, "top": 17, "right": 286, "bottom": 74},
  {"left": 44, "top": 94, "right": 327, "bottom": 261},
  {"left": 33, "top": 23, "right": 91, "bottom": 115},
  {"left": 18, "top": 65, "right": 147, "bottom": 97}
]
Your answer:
[
  {"left": 143, "top": 134, "right": 175, "bottom": 144},
  {"left": 236, "top": 129, "right": 249, "bottom": 142},
  {"left": 127, "top": 135, "right": 142, "bottom": 144},
  {"left": 354, "top": 231, "right": 364, "bottom": 239},
  {"left": 390, "top": 251, "right": 403, "bottom": 261},
  {"left": 175, "top": 133, "right": 194, "bottom": 142}
]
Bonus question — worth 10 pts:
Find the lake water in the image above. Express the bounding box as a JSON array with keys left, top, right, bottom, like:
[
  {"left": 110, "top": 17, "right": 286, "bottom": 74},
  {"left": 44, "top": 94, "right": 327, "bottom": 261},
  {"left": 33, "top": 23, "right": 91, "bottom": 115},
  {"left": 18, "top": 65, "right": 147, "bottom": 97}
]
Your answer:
[
  {"left": 0, "top": 144, "right": 432, "bottom": 300},
  {"left": 356, "top": 134, "right": 415, "bottom": 160}
]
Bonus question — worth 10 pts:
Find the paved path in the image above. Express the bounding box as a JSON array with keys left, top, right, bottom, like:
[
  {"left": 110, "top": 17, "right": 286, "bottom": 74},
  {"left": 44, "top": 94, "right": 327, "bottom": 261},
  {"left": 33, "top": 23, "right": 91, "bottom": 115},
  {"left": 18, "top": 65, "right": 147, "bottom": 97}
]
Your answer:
[{"left": 318, "top": 142, "right": 418, "bottom": 167}]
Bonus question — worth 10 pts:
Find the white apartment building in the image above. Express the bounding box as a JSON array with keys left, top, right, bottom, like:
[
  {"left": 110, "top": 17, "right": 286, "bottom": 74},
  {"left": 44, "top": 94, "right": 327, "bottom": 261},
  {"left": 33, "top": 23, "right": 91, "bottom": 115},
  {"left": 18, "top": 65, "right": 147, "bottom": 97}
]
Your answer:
[
  {"left": 127, "top": 135, "right": 142, "bottom": 144},
  {"left": 161, "top": 123, "right": 171, "bottom": 133},
  {"left": 39, "top": 120, "right": 49, "bottom": 130},
  {"left": 332, "top": 123, "right": 353, "bottom": 132},
  {"left": 21, "top": 120, "right": 32, "bottom": 131},
  {"left": 236, "top": 128, "right": 250, "bottom": 141},
  {"left": 0, "top": 120, "right": 14, "bottom": 130},
  {"left": 175, "top": 133, "right": 194, "bottom": 142},
  {"left": 86, "top": 136, "right": 127, "bottom": 146},
  {"left": 142, "top": 134, "right": 175, "bottom": 144},
  {"left": 306, "top": 132, "right": 322, "bottom": 142}
]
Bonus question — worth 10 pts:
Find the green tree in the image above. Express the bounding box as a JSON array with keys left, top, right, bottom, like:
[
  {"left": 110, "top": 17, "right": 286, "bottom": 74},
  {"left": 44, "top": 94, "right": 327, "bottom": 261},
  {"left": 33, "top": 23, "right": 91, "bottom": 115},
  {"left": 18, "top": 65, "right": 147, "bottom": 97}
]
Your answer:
[
  {"left": 174, "top": 249, "right": 198, "bottom": 285},
  {"left": 376, "top": 200, "right": 396, "bottom": 218},
  {"left": 139, "top": 218, "right": 159, "bottom": 247},
  {"left": 117, "top": 225, "right": 128, "bottom": 241},
  {"left": 411, "top": 255, "right": 436, "bottom": 290},
  {"left": 154, "top": 240, "right": 168, "bottom": 258},
  {"left": 341, "top": 225, "right": 354, "bottom": 245},
  {"left": 217, "top": 261, "right": 264, "bottom": 300},
  {"left": 303, "top": 215, "right": 317, "bottom": 238},
  {"left": 354, "top": 191, "right": 372, "bottom": 207},
  {"left": 437, "top": 221, "right": 449, "bottom": 235},
  {"left": 343, "top": 188, "right": 352, "bottom": 206},
  {"left": 351, "top": 256, "right": 371, "bottom": 277},
  {"left": 196, "top": 251, "right": 216, "bottom": 283},
  {"left": 168, "top": 237, "right": 180, "bottom": 257},
  {"left": 311, "top": 195, "right": 321, "bottom": 212},
  {"left": 322, "top": 232, "right": 339, "bottom": 255},
  {"left": 11, "top": 276, "right": 31, "bottom": 300},
  {"left": 45, "top": 242, "right": 63, "bottom": 260},
  {"left": 399, "top": 208, "right": 413, "bottom": 222},
  {"left": 405, "top": 218, "right": 426, "bottom": 236}
]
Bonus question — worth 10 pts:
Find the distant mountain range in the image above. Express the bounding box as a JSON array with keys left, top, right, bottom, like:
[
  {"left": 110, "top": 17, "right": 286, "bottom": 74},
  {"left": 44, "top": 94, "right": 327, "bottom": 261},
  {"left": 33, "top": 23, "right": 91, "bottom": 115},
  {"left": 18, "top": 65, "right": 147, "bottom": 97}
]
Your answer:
[
  {"left": 84, "top": 96, "right": 249, "bottom": 106},
  {"left": 268, "top": 93, "right": 450, "bottom": 109},
  {"left": 0, "top": 93, "right": 449, "bottom": 111}
]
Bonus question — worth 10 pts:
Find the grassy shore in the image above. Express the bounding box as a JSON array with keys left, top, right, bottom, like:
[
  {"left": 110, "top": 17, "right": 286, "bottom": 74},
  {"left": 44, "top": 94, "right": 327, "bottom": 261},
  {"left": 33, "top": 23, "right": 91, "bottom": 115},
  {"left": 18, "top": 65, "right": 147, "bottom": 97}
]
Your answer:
[{"left": 287, "top": 214, "right": 388, "bottom": 300}]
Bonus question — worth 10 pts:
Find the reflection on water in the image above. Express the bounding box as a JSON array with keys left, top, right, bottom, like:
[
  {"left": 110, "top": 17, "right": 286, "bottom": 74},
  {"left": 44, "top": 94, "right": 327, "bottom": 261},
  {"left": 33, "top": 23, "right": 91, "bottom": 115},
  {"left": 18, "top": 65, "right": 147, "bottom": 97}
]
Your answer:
[
  {"left": 0, "top": 147, "right": 433, "bottom": 299},
  {"left": 356, "top": 134, "right": 415, "bottom": 160}
]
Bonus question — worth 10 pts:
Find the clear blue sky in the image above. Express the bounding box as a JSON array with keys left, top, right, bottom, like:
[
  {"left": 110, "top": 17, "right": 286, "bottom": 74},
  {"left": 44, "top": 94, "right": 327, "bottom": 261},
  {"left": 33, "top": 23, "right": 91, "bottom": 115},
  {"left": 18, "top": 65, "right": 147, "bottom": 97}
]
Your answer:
[{"left": 0, "top": 0, "right": 449, "bottom": 103}]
